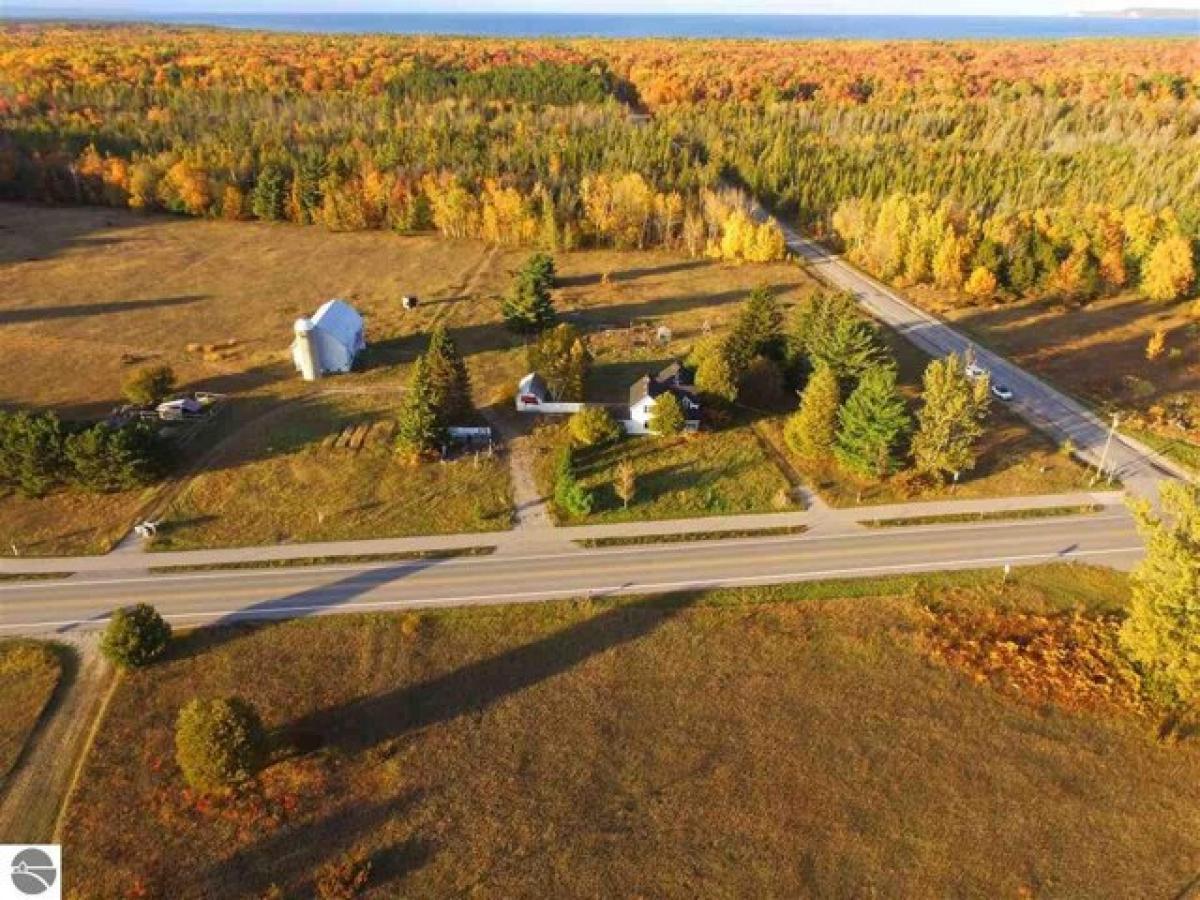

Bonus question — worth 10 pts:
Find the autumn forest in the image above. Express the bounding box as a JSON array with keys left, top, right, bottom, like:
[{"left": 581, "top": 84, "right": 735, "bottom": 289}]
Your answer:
[{"left": 1, "top": 25, "right": 1197, "bottom": 303}]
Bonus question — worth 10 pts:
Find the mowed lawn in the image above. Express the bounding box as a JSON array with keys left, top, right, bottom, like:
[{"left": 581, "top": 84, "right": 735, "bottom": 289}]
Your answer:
[
  {"left": 532, "top": 422, "right": 793, "bottom": 524},
  {"left": 0, "top": 640, "right": 63, "bottom": 785},
  {"left": 61, "top": 566, "right": 1200, "bottom": 898},
  {"left": 153, "top": 395, "right": 512, "bottom": 549}
]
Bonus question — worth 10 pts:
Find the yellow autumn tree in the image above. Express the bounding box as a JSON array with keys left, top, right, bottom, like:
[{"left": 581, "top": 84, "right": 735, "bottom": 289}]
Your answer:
[
  {"left": 158, "top": 160, "right": 211, "bottom": 216},
  {"left": 1140, "top": 234, "right": 1196, "bottom": 302},
  {"left": 221, "top": 184, "right": 245, "bottom": 221},
  {"left": 746, "top": 220, "right": 787, "bottom": 263},
  {"left": 1122, "top": 206, "right": 1159, "bottom": 260},
  {"left": 422, "top": 173, "right": 478, "bottom": 239},
  {"left": 932, "top": 227, "right": 969, "bottom": 290},
  {"left": 964, "top": 265, "right": 998, "bottom": 300},
  {"left": 480, "top": 181, "right": 537, "bottom": 247},
  {"left": 127, "top": 161, "right": 158, "bottom": 211},
  {"left": 1145, "top": 327, "right": 1167, "bottom": 361}
]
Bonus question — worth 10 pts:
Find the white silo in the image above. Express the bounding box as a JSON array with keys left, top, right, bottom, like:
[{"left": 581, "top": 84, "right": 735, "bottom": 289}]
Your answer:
[{"left": 293, "top": 317, "right": 320, "bottom": 381}]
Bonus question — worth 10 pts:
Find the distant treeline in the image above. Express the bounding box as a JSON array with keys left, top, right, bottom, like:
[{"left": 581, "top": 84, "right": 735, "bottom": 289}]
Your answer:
[
  {"left": 0, "top": 26, "right": 1195, "bottom": 293},
  {"left": 384, "top": 59, "right": 625, "bottom": 105}
]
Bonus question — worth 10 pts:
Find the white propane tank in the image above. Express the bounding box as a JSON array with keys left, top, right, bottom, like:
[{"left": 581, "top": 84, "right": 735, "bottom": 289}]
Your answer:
[{"left": 293, "top": 317, "right": 320, "bottom": 381}]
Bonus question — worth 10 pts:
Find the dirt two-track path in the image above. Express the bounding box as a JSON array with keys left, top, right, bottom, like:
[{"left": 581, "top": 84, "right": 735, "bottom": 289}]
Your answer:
[{"left": 0, "top": 636, "right": 116, "bottom": 843}]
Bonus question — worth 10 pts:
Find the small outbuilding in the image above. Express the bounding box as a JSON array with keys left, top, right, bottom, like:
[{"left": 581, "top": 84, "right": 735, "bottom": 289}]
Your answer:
[{"left": 293, "top": 299, "right": 366, "bottom": 381}]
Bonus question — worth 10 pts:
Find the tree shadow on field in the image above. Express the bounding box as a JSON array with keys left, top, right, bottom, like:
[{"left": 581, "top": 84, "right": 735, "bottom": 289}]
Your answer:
[
  {"left": 194, "top": 792, "right": 433, "bottom": 898},
  {"left": 0, "top": 294, "right": 206, "bottom": 326},
  {"left": 0, "top": 203, "right": 141, "bottom": 266},
  {"left": 285, "top": 594, "right": 686, "bottom": 758},
  {"left": 556, "top": 258, "right": 709, "bottom": 288},
  {"left": 169, "top": 560, "right": 447, "bottom": 660}
]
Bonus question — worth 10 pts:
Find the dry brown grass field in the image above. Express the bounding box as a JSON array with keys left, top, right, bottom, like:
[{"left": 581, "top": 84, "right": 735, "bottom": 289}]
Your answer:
[
  {"left": 913, "top": 286, "right": 1200, "bottom": 472},
  {"left": 152, "top": 394, "right": 513, "bottom": 549},
  {"left": 0, "top": 640, "right": 63, "bottom": 785},
  {"left": 2, "top": 203, "right": 1097, "bottom": 550},
  {"left": 59, "top": 566, "right": 1200, "bottom": 898}
]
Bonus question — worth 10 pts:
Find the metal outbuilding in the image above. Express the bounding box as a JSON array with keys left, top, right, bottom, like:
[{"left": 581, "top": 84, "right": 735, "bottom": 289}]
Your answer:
[{"left": 293, "top": 299, "right": 367, "bottom": 380}]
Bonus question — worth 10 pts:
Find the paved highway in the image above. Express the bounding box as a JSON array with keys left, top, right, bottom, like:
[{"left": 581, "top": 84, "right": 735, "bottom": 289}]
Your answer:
[
  {"left": 749, "top": 203, "right": 1191, "bottom": 500},
  {"left": 0, "top": 512, "right": 1141, "bottom": 634}
]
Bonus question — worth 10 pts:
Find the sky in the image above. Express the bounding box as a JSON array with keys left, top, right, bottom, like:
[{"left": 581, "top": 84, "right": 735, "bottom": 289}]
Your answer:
[{"left": 7, "top": 0, "right": 1200, "bottom": 13}]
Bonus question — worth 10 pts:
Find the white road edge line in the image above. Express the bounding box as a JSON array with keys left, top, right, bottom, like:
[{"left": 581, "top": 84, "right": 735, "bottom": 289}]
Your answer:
[
  {"left": 0, "top": 512, "right": 1132, "bottom": 592},
  {"left": 0, "top": 544, "right": 1144, "bottom": 631}
]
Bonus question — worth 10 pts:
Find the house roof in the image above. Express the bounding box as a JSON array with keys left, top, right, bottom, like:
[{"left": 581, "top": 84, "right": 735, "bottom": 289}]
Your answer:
[
  {"left": 629, "top": 361, "right": 699, "bottom": 407},
  {"left": 656, "top": 361, "right": 694, "bottom": 387},
  {"left": 310, "top": 299, "right": 364, "bottom": 350}
]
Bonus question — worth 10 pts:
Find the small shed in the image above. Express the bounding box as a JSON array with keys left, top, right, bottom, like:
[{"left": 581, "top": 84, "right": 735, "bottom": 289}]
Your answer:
[
  {"left": 293, "top": 299, "right": 367, "bottom": 381},
  {"left": 516, "top": 372, "right": 550, "bottom": 408}
]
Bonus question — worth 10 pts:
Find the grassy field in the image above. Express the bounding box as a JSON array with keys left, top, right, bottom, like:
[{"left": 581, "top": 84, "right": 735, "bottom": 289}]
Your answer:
[
  {"left": 152, "top": 395, "right": 512, "bottom": 549},
  {"left": 913, "top": 285, "right": 1200, "bottom": 473},
  {"left": 0, "top": 204, "right": 520, "bottom": 552},
  {"left": 59, "top": 564, "right": 1199, "bottom": 898},
  {"left": 1, "top": 203, "right": 1109, "bottom": 552},
  {"left": 0, "top": 640, "right": 63, "bottom": 785},
  {"left": 531, "top": 421, "right": 794, "bottom": 524}
]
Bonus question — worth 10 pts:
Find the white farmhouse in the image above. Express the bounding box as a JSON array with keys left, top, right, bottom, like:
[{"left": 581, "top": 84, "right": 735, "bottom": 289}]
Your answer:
[
  {"left": 293, "top": 299, "right": 366, "bottom": 381},
  {"left": 515, "top": 360, "right": 702, "bottom": 435},
  {"left": 626, "top": 361, "right": 701, "bottom": 435}
]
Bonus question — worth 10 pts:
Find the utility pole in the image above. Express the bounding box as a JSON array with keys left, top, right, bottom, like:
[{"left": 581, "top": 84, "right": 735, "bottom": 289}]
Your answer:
[{"left": 1093, "top": 413, "right": 1119, "bottom": 485}]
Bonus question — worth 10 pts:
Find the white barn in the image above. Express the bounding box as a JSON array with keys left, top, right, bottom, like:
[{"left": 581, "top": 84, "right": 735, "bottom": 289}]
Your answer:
[{"left": 293, "top": 299, "right": 366, "bottom": 381}]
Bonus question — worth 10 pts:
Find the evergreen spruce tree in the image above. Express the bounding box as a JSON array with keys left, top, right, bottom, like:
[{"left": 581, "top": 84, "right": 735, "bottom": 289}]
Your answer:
[
  {"left": 834, "top": 366, "right": 910, "bottom": 478},
  {"left": 1006, "top": 234, "right": 1038, "bottom": 296},
  {"left": 727, "top": 284, "right": 785, "bottom": 372},
  {"left": 502, "top": 255, "right": 557, "bottom": 334},
  {"left": 290, "top": 152, "right": 326, "bottom": 225},
  {"left": 396, "top": 355, "right": 444, "bottom": 460},
  {"left": 784, "top": 365, "right": 840, "bottom": 460},
  {"left": 791, "top": 292, "right": 886, "bottom": 383},
  {"left": 0, "top": 410, "right": 65, "bottom": 498},
  {"left": 250, "top": 163, "right": 287, "bottom": 222},
  {"left": 910, "top": 354, "right": 991, "bottom": 482},
  {"left": 424, "top": 325, "right": 472, "bottom": 423}
]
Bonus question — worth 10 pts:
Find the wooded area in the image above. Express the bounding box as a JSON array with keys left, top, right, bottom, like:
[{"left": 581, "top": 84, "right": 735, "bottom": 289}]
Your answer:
[{"left": 1, "top": 26, "right": 1195, "bottom": 283}]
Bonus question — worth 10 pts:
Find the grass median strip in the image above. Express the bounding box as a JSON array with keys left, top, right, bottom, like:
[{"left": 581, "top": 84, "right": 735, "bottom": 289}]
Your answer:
[
  {"left": 148, "top": 547, "right": 496, "bottom": 574},
  {"left": 860, "top": 504, "right": 1104, "bottom": 530},
  {"left": 575, "top": 525, "right": 808, "bottom": 548},
  {"left": 0, "top": 573, "right": 74, "bottom": 582}
]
